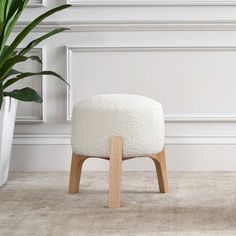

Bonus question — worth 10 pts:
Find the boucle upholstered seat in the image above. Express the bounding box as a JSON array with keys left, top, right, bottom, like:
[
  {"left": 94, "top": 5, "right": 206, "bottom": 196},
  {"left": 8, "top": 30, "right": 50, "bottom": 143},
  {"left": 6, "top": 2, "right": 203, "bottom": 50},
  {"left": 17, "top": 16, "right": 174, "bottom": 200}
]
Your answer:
[
  {"left": 71, "top": 94, "right": 164, "bottom": 158},
  {"left": 69, "top": 94, "right": 168, "bottom": 208}
]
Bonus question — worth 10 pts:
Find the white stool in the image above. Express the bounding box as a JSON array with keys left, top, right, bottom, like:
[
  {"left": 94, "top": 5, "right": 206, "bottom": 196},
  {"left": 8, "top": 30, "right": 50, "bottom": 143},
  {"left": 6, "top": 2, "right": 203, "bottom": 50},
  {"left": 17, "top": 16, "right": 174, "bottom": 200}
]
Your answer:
[{"left": 69, "top": 94, "right": 168, "bottom": 208}]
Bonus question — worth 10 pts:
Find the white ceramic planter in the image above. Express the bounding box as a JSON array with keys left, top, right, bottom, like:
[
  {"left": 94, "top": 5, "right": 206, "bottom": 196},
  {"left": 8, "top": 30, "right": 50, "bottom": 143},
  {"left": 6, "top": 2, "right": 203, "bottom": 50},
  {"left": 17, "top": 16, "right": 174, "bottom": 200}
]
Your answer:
[{"left": 0, "top": 97, "right": 17, "bottom": 187}]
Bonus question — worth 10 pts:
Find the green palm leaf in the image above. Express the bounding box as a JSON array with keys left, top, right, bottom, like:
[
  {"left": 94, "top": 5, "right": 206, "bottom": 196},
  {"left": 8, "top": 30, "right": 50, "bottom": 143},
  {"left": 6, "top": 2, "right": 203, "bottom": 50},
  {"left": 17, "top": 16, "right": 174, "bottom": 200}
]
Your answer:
[
  {"left": 4, "top": 87, "right": 42, "bottom": 103},
  {"left": 0, "top": 45, "right": 17, "bottom": 60},
  {"left": 3, "top": 70, "right": 69, "bottom": 89},
  {"left": 0, "top": 21, "right": 4, "bottom": 40},
  {"left": 7, "top": 0, "right": 24, "bottom": 22},
  {"left": 3, "top": 0, "right": 10, "bottom": 22},
  {"left": 0, "top": 4, "right": 70, "bottom": 69},
  {"left": 0, "top": 0, "right": 13, "bottom": 35},
  {"left": 0, "top": 0, "right": 7, "bottom": 24},
  {"left": 19, "top": 28, "right": 70, "bottom": 56},
  {"left": 0, "top": 0, "right": 28, "bottom": 54},
  {"left": 4, "top": 68, "right": 21, "bottom": 80},
  {"left": 0, "top": 55, "right": 42, "bottom": 81}
]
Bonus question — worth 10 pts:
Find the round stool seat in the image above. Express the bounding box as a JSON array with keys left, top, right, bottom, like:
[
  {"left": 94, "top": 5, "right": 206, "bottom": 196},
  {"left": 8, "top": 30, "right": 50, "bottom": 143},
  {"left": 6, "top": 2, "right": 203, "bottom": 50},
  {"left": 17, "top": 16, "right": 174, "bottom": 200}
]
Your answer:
[{"left": 71, "top": 94, "right": 164, "bottom": 158}]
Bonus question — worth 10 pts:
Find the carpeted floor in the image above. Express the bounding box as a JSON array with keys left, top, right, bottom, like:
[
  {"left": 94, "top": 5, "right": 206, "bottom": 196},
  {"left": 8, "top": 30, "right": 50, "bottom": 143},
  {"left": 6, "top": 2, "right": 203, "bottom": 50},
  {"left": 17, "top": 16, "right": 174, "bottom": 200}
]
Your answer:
[{"left": 0, "top": 172, "right": 235, "bottom": 236}]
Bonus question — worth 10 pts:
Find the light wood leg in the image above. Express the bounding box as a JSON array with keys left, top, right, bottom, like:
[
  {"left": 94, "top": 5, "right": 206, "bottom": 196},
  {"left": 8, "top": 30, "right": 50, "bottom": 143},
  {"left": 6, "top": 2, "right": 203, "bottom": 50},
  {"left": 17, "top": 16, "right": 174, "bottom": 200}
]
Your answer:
[
  {"left": 109, "top": 136, "right": 123, "bottom": 208},
  {"left": 150, "top": 149, "right": 169, "bottom": 193},
  {"left": 68, "top": 153, "right": 87, "bottom": 194}
]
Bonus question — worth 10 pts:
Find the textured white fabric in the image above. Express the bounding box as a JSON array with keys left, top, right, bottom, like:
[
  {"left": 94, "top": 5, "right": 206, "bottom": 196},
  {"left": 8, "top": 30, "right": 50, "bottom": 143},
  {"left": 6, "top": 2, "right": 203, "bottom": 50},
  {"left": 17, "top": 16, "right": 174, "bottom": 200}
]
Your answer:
[{"left": 71, "top": 94, "right": 164, "bottom": 157}]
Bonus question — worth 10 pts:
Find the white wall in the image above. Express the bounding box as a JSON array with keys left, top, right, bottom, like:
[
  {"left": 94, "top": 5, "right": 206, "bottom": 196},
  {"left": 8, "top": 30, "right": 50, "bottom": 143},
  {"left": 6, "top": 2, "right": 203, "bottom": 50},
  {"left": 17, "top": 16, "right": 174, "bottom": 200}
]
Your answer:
[{"left": 10, "top": 0, "right": 236, "bottom": 171}]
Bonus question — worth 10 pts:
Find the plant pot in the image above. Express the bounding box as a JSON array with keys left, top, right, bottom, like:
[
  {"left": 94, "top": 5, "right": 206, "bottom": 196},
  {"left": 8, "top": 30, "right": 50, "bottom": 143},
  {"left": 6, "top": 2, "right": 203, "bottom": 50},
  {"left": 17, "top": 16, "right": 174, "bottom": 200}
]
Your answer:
[{"left": 0, "top": 97, "right": 17, "bottom": 187}]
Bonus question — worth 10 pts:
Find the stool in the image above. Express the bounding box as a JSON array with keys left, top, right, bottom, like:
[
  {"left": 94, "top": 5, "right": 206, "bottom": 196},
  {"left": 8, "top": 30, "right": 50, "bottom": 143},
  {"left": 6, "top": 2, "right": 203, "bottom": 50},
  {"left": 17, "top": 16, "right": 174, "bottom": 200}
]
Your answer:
[{"left": 68, "top": 94, "right": 168, "bottom": 208}]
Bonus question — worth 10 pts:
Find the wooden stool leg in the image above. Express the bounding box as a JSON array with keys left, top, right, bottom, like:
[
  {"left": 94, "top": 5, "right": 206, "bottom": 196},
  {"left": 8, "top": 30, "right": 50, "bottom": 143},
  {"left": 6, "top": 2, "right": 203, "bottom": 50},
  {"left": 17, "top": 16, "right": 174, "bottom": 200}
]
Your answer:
[
  {"left": 109, "top": 136, "right": 123, "bottom": 208},
  {"left": 68, "top": 153, "right": 87, "bottom": 194},
  {"left": 150, "top": 149, "right": 169, "bottom": 193}
]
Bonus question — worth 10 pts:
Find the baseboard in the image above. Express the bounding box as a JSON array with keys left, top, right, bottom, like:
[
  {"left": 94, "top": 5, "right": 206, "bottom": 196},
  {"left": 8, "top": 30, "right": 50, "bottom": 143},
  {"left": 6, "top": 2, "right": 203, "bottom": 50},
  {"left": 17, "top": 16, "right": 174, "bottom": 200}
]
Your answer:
[
  {"left": 13, "top": 134, "right": 236, "bottom": 145},
  {"left": 10, "top": 144, "right": 236, "bottom": 171}
]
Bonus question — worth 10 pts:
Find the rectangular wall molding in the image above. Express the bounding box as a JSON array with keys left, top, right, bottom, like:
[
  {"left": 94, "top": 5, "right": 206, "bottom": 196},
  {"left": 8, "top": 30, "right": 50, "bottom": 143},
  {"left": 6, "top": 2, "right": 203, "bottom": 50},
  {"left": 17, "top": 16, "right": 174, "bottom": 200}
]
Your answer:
[
  {"left": 14, "top": 21, "right": 236, "bottom": 32},
  {"left": 66, "top": 45, "right": 236, "bottom": 123},
  {"left": 15, "top": 47, "right": 46, "bottom": 123},
  {"left": 28, "top": 0, "right": 45, "bottom": 7},
  {"left": 67, "top": 0, "right": 236, "bottom": 6}
]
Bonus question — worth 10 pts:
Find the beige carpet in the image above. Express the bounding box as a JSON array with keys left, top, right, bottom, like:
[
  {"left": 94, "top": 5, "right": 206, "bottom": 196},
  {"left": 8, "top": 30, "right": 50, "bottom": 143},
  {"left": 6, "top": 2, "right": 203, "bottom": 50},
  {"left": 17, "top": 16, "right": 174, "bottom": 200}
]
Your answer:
[{"left": 0, "top": 172, "right": 235, "bottom": 236}]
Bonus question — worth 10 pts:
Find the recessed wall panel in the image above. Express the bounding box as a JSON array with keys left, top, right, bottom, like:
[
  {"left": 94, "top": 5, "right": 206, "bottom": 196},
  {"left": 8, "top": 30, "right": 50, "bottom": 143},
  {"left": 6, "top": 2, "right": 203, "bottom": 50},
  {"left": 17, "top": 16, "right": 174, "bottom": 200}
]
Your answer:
[{"left": 67, "top": 46, "right": 236, "bottom": 121}]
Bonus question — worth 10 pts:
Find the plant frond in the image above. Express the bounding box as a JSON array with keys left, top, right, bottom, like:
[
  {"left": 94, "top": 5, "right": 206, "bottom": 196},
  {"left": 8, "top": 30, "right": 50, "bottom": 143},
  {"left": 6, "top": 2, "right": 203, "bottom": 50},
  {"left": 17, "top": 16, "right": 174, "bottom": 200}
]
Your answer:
[
  {"left": 0, "top": 55, "right": 42, "bottom": 81},
  {"left": 0, "top": 0, "right": 28, "bottom": 54},
  {"left": 0, "top": 4, "right": 71, "bottom": 69},
  {"left": 4, "top": 87, "right": 42, "bottom": 103},
  {"left": 3, "top": 70, "right": 69, "bottom": 89},
  {"left": 19, "top": 28, "right": 70, "bottom": 55}
]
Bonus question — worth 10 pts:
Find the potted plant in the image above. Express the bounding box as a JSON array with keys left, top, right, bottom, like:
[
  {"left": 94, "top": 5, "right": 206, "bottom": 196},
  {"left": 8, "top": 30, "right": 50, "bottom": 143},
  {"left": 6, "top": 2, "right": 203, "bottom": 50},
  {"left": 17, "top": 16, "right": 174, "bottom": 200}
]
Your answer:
[{"left": 0, "top": 0, "right": 70, "bottom": 187}]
